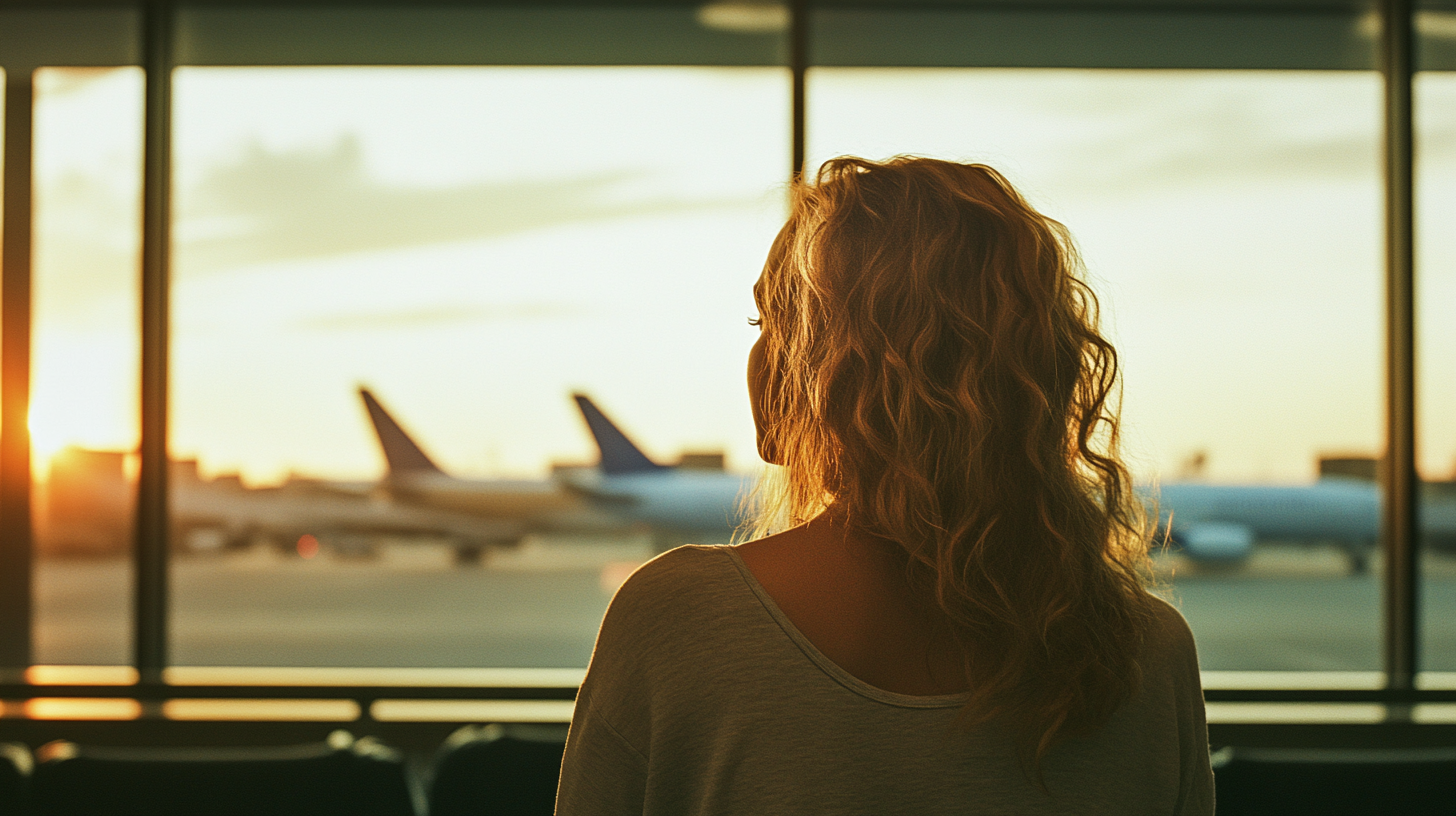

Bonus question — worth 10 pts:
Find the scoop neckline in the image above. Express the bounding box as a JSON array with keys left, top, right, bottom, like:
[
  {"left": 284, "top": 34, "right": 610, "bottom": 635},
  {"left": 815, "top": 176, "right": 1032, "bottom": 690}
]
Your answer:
[{"left": 712, "top": 545, "right": 972, "bottom": 710}]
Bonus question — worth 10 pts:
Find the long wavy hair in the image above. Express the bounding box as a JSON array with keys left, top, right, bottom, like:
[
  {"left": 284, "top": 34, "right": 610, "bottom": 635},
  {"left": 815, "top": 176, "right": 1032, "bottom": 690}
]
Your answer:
[{"left": 748, "top": 156, "right": 1159, "bottom": 767}]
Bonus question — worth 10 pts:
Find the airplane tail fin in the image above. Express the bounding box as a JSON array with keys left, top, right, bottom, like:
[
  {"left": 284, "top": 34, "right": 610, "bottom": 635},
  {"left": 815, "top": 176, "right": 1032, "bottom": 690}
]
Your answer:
[
  {"left": 572, "top": 393, "right": 668, "bottom": 475},
  {"left": 358, "top": 387, "right": 444, "bottom": 476}
]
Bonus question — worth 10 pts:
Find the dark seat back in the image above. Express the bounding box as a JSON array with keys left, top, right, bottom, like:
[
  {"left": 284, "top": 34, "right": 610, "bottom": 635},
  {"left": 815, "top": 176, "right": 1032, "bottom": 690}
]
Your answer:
[
  {"left": 428, "top": 723, "right": 567, "bottom": 816},
  {"left": 0, "top": 743, "right": 32, "bottom": 816},
  {"left": 1213, "top": 745, "right": 1456, "bottom": 816},
  {"left": 31, "top": 730, "right": 414, "bottom": 816}
]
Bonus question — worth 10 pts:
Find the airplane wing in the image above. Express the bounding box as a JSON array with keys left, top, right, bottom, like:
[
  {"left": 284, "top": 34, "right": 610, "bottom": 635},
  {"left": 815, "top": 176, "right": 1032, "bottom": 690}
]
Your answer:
[
  {"left": 555, "top": 472, "right": 640, "bottom": 506},
  {"left": 172, "top": 476, "right": 530, "bottom": 548},
  {"left": 571, "top": 393, "right": 668, "bottom": 476},
  {"left": 359, "top": 387, "right": 444, "bottom": 476}
]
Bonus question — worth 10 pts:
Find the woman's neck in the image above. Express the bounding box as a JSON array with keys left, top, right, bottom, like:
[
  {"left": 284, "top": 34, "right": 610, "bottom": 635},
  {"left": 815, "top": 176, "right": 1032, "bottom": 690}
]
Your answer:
[{"left": 735, "top": 512, "right": 969, "bottom": 696}]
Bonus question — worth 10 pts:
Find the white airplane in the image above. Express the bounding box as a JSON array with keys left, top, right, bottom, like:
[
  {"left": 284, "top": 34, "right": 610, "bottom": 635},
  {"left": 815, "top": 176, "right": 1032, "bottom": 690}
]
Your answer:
[
  {"left": 37, "top": 446, "right": 525, "bottom": 560},
  {"left": 366, "top": 387, "right": 1456, "bottom": 573},
  {"left": 1152, "top": 478, "right": 1456, "bottom": 574},
  {"left": 561, "top": 393, "right": 1456, "bottom": 574},
  {"left": 563, "top": 394, "right": 755, "bottom": 548},
  {"left": 565, "top": 395, "right": 1407, "bottom": 565},
  {"left": 358, "top": 388, "right": 629, "bottom": 561},
  {"left": 1152, "top": 481, "right": 1378, "bottom": 571}
]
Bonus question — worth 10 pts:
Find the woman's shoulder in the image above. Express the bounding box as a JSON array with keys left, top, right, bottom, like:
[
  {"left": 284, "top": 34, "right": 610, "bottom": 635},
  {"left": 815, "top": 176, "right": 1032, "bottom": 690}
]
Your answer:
[
  {"left": 597, "top": 545, "right": 748, "bottom": 641},
  {"left": 1139, "top": 593, "right": 1203, "bottom": 688},
  {"left": 586, "top": 545, "right": 775, "bottom": 703},
  {"left": 610, "top": 544, "right": 738, "bottom": 606},
  {"left": 1145, "top": 594, "right": 1197, "bottom": 650}
]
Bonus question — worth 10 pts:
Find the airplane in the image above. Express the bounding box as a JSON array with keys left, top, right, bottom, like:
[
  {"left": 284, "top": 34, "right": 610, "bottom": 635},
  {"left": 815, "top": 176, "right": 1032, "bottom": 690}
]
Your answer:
[
  {"left": 357, "top": 387, "right": 755, "bottom": 556},
  {"left": 358, "top": 387, "right": 629, "bottom": 561},
  {"left": 171, "top": 461, "right": 529, "bottom": 559},
  {"left": 1151, "top": 480, "right": 1379, "bottom": 573},
  {"left": 1151, "top": 477, "right": 1456, "bottom": 574},
  {"left": 563, "top": 393, "right": 755, "bottom": 549},
  {"left": 562, "top": 394, "right": 1456, "bottom": 573},
  {"left": 362, "top": 387, "right": 1456, "bottom": 573},
  {"left": 37, "top": 446, "right": 524, "bottom": 560},
  {"left": 564, "top": 394, "right": 1415, "bottom": 566}
]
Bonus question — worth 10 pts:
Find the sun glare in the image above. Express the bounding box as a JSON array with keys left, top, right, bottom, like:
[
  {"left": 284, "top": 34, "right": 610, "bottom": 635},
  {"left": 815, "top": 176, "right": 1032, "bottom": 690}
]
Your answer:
[
  {"left": 27, "top": 387, "right": 137, "bottom": 481},
  {"left": 28, "top": 412, "right": 74, "bottom": 476}
]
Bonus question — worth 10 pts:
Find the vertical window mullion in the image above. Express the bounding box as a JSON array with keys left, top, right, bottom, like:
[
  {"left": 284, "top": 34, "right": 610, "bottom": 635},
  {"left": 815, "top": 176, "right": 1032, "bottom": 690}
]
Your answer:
[
  {"left": 790, "top": 0, "right": 808, "bottom": 182},
  {"left": 0, "top": 67, "right": 35, "bottom": 674},
  {"left": 1382, "top": 0, "right": 1419, "bottom": 694},
  {"left": 135, "top": 0, "right": 174, "bottom": 682}
]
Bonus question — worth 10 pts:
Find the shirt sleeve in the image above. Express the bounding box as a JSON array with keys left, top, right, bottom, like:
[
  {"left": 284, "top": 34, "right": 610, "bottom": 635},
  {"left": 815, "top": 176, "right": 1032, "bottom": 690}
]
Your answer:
[
  {"left": 555, "top": 693, "right": 649, "bottom": 815},
  {"left": 555, "top": 557, "right": 663, "bottom": 816},
  {"left": 1173, "top": 618, "right": 1215, "bottom": 816}
]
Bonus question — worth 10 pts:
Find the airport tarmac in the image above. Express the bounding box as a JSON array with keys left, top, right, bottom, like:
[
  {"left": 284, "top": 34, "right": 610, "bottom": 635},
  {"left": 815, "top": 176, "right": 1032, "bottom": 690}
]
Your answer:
[{"left": 30, "top": 538, "right": 1456, "bottom": 672}]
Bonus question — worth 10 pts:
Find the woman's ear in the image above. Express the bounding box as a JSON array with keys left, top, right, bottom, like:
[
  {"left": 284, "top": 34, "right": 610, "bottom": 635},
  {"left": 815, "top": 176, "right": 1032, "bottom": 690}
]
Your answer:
[{"left": 747, "top": 333, "right": 781, "bottom": 465}]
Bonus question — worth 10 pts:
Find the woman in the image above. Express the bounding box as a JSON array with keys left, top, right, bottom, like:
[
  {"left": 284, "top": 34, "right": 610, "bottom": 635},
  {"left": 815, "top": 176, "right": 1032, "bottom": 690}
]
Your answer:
[{"left": 556, "top": 157, "right": 1213, "bottom": 815}]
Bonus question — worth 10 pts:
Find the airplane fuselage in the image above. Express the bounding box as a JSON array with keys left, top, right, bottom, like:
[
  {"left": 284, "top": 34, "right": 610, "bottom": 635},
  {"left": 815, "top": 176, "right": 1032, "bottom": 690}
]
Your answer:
[
  {"left": 1150, "top": 478, "right": 1456, "bottom": 571},
  {"left": 572, "top": 469, "right": 755, "bottom": 539},
  {"left": 1156, "top": 481, "right": 1381, "bottom": 543},
  {"left": 384, "top": 471, "right": 630, "bottom": 535}
]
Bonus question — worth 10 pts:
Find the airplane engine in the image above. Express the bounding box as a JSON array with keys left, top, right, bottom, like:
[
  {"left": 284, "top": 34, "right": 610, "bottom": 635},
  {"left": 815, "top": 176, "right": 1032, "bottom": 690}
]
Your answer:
[{"left": 1177, "top": 522, "right": 1255, "bottom": 563}]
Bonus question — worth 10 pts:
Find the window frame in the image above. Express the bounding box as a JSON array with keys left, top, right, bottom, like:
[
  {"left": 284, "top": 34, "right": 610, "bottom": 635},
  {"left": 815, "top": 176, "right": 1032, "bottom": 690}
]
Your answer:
[{"left": 0, "top": 0, "right": 1441, "bottom": 716}]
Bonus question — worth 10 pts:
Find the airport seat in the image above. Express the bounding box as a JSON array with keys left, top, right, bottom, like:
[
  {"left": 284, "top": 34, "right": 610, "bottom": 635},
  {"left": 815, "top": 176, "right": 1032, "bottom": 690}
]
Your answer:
[
  {"left": 1213, "top": 745, "right": 1456, "bottom": 816},
  {"left": 30, "top": 730, "right": 414, "bottom": 816},
  {"left": 0, "top": 742, "right": 33, "bottom": 816},
  {"left": 428, "top": 723, "right": 567, "bottom": 816}
]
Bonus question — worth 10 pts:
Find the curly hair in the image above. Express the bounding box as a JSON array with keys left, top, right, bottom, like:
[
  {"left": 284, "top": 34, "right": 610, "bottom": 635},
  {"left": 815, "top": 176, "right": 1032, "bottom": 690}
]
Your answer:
[{"left": 746, "top": 156, "right": 1160, "bottom": 768}]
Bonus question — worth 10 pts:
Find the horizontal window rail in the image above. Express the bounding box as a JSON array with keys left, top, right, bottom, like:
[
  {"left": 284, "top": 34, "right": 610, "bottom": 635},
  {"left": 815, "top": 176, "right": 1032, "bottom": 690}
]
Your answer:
[
  {"left": 3, "top": 684, "right": 1456, "bottom": 705},
  {"left": 0, "top": 683, "right": 577, "bottom": 706}
]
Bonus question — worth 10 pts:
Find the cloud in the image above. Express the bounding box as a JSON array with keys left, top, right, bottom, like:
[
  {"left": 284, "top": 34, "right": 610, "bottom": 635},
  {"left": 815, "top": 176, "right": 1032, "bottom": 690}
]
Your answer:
[
  {"left": 1036, "top": 90, "right": 1383, "bottom": 194},
  {"left": 1059, "top": 84, "right": 1453, "bottom": 193},
  {"left": 297, "top": 302, "right": 577, "bottom": 332},
  {"left": 174, "top": 136, "right": 743, "bottom": 275}
]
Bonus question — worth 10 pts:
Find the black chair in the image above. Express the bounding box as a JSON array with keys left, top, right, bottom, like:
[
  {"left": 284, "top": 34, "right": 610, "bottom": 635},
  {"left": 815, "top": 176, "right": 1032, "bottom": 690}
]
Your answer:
[
  {"left": 30, "top": 730, "right": 414, "bottom": 816},
  {"left": 1213, "top": 745, "right": 1456, "bottom": 816},
  {"left": 427, "top": 723, "right": 567, "bottom": 816},
  {"left": 0, "top": 742, "right": 32, "bottom": 816}
]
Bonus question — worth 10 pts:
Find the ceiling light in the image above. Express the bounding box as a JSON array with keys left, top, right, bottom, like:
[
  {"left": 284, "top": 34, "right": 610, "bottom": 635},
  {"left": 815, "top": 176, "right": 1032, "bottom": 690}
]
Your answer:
[{"left": 696, "top": 2, "right": 789, "bottom": 34}]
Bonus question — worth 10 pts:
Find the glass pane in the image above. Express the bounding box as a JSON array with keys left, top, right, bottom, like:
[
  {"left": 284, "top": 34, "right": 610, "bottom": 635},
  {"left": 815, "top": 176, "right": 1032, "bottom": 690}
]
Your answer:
[
  {"left": 1417, "top": 59, "right": 1456, "bottom": 674},
  {"left": 31, "top": 66, "right": 143, "bottom": 666},
  {"left": 808, "top": 67, "right": 1384, "bottom": 674},
  {"left": 170, "top": 66, "right": 787, "bottom": 667}
]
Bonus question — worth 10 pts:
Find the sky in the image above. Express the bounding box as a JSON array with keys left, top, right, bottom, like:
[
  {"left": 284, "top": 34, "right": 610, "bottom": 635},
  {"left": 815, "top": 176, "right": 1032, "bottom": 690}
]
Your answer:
[{"left": 24, "top": 65, "right": 1456, "bottom": 486}]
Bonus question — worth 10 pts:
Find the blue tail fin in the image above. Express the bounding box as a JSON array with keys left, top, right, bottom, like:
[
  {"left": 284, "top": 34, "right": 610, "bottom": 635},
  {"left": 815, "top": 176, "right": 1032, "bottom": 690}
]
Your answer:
[
  {"left": 358, "top": 387, "right": 444, "bottom": 476},
  {"left": 572, "top": 394, "right": 667, "bottom": 475}
]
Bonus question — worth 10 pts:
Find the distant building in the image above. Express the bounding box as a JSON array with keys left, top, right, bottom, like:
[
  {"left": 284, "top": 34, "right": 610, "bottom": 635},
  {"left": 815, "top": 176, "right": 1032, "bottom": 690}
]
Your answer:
[
  {"left": 38, "top": 447, "right": 132, "bottom": 557},
  {"left": 1319, "top": 456, "right": 1379, "bottom": 482},
  {"left": 676, "top": 451, "right": 725, "bottom": 471}
]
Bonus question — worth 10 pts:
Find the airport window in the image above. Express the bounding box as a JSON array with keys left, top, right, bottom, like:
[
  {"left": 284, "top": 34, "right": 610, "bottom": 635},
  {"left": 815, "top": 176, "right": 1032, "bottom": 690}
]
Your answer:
[
  {"left": 166, "top": 65, "right": 786, "bottom": 668},
  {"left": 0, "top": 0, "right": 1450, "bottom": 719},
  {"left": 31, "top": 67, "right": 143, "bottom": 667},
  {"left": 809, "top": 65, "right": 1387, "bottom": 674},
  {"left": 1417, "top": 37, "right": 1456, "bottom": 675}
]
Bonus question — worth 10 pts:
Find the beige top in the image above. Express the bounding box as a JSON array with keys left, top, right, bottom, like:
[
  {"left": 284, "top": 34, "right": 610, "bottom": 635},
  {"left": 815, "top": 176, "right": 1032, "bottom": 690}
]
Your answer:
[{"left": 556, "top": 545, "right": 1214, "bottom": 815}]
